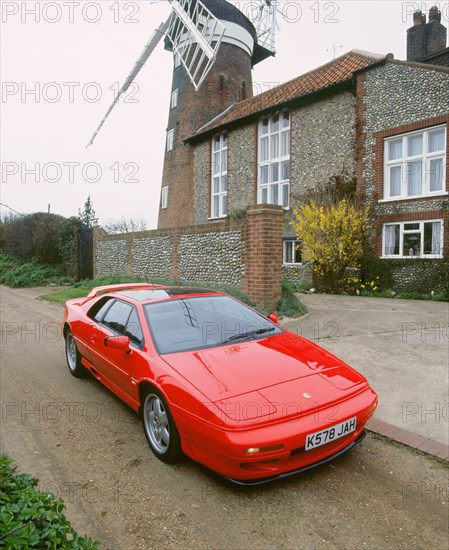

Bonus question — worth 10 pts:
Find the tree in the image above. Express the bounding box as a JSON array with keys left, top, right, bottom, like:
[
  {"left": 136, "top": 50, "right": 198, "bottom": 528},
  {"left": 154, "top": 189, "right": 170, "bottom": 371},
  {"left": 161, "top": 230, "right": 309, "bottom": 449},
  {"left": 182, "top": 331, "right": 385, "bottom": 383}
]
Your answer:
[
  {"left": 1, "top": 213, "right": 64, "bottom": 264},
  {"left": 291, "top": 199, "right": 368, "bottom": 293},
  {"left": 103, "top": 217, "right": 148, "bottom": 234},
  {"left": 78, "top": 196, "right": 96, "bottom": 228},
  {"left": 57, "top": 217, "right": 79, "bottom": 278}
]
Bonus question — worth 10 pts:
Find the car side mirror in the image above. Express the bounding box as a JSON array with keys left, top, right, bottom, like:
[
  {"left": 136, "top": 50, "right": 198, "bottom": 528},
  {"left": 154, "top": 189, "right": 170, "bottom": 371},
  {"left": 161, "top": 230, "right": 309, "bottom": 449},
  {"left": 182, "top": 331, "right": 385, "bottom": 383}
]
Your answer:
[
  {"left": 268, "top": 312, "right": 278, "bottom": 324},
  {"left": 104, "top": 335, "right": 131, "bottom": 354}
]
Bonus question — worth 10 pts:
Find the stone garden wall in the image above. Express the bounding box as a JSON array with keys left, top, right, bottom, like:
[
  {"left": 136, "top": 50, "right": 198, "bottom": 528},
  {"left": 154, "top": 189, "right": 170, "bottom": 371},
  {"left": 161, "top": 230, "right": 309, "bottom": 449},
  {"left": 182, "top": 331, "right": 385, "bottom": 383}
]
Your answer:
[{"left": 94, "top": 205, "right": 284, "bottom": 310}]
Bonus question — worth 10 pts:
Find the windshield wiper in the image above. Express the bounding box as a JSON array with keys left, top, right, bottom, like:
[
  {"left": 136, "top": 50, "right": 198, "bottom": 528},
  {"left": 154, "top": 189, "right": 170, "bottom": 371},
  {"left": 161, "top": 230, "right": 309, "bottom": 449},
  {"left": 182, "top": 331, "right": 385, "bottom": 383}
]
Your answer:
[{"left": 222, "top": 327, "right": 275, "bottom": 344}]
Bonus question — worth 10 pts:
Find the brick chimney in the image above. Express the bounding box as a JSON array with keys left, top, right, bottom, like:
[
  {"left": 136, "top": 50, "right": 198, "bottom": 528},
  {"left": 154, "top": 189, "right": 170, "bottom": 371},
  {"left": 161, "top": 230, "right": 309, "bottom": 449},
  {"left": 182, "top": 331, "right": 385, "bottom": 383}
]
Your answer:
[{"left": 407, "top": 6, "right": 447, "bottom": 62}]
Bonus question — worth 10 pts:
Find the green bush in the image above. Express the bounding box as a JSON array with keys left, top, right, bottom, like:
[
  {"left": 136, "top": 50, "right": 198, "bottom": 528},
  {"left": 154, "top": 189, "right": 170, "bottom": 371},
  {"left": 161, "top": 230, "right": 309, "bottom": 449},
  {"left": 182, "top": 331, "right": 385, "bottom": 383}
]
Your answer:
[
  {"left": 397, "top": 292, "right": 431, "bottom": 301},
  {"left": 276, "top": 280, "right": 308, "bottom": 317},
  {"left": 0, "top": 251, "right": 16, "bottom": 277},
  {"left": 0, "top": 213, "right": 65, "bottom": 265},
  {"left": 358, "top": 256, "right": 394, "bottom": 291},
  {"left": 0, "top": 455, "right": 98, "bottom": 549},
  {"left": 0, "top": 254, "right": 63, "bottom": 288},
  {"left": 434, "top": 285, "right": 449, "bottom": 302}
]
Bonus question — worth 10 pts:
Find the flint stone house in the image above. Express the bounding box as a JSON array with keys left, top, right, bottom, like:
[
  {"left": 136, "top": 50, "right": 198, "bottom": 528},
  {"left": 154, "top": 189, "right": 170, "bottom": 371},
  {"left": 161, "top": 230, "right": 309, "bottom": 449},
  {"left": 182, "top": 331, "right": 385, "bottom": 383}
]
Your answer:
[{"left": 95, "top": 6, "right": 448, "bottom": 306}]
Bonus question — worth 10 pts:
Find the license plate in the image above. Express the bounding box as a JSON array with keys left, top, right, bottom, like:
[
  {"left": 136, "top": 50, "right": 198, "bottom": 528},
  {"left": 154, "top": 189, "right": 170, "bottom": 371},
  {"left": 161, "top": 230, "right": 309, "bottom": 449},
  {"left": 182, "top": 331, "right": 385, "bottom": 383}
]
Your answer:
[{"left": 305, "top": 417, "right": 357, "bottom": 451}]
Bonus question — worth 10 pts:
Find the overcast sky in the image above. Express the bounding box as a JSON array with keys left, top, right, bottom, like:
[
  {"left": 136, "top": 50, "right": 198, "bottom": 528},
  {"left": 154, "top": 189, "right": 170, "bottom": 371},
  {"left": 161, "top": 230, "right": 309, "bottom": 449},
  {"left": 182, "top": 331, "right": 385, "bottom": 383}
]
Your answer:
[{"left": 2, "top": 1, "right": 448, "bottom": 228}]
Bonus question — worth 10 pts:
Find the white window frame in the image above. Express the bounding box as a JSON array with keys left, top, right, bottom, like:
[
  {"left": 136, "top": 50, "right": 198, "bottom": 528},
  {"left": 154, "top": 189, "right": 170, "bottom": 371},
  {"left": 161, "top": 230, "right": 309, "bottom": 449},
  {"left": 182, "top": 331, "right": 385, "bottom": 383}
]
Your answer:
[
  {"left": 161, "top": 186, "right": 168, "bottom": 209},
  {"left": 382, "top": 219, "right": 443, "bottom": 258},
  {"left": 171, "top": 88, "right": 178, "bottom": 109},
  {"left": 283, "top": 239, "right": 302, "bottom": 265},
  {"left": 258, "top": 110, "right": 290, "bottom": 207},
  {"left": 210, "top": 132, "right": 228, "bottom": 219},
  {"left": 383, "top": 125, "right": 447, "bottom": 201},
  {"left": 166, "top": 129, "right": 174, "bottom": 152}
]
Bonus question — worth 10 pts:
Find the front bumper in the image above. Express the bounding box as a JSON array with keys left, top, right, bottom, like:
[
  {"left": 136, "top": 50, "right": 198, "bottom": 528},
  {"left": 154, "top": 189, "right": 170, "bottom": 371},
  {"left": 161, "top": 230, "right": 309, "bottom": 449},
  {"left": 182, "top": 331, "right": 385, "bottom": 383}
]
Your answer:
[{"left": 224, "top": 430, "right": 366, "bottom": 486}]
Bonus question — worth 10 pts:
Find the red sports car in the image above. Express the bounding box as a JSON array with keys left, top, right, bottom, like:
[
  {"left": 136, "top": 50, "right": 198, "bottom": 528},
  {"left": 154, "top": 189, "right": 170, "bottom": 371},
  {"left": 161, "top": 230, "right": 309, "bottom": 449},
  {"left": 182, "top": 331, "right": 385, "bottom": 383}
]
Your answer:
[{"left": 63, "top": 283, "right": 377, "bottom": 485}]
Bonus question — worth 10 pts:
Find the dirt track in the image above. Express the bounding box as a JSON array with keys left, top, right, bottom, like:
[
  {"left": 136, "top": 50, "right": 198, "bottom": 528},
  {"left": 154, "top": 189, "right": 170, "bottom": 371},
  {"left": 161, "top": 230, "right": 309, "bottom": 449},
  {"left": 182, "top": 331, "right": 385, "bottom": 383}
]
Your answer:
[{"left": 1, "top": 286, "right": 448, "bottom": 549}]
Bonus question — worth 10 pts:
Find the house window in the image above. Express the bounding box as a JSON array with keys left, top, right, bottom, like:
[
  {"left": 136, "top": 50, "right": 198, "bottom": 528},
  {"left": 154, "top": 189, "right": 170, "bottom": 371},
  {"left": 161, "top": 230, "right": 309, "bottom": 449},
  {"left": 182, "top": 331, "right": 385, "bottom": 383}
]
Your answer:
[
  {"left": 166, "top": 129, "right": 174, "bottom": 152},
  {"left": 171, "top": 88, "right": 178, "bottom": 109},
  {"left": 283, "top": 239, "right": 302, "bottom": 264},
  {"left": 174, "top": 51, "right": 181, "bottom": 68},
  {"left": 383, "top": 220, "right": 443, "bottom": 258},
  {"left": 211, "top": 132, "right": 228, "bottom": 218},
  {"left": 258, "top": 111, "right": 290, "bottom": 207},
  {"left": 384, "top": 126, "right": 446, "bottom": 200},
  {"left": 161, "top": 186, "right": 168, "bottom": 209}
]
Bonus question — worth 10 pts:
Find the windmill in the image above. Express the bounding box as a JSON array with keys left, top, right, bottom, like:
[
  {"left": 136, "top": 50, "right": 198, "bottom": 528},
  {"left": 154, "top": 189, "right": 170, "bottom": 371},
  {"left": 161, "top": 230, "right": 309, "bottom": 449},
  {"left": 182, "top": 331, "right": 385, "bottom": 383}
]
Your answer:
[
  {"left": 86, "top": 0, "right": 279, "bottom": 228},
  {"left": 87, "top": 0, "right": 278, "bottom": 147}
]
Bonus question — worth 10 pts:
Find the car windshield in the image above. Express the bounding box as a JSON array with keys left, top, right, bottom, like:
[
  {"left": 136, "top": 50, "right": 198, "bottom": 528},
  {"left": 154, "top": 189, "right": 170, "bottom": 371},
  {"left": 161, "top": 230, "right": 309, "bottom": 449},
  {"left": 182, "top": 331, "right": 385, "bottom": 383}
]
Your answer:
[{"left": 144, "top": 295, "right": 283, "bottom": 354}]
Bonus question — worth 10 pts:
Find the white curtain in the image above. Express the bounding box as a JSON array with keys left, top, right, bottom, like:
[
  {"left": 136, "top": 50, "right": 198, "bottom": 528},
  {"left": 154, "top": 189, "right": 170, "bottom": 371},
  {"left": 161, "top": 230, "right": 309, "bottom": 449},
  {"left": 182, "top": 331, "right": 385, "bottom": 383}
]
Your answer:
[
  {"left": 431, "top": 222, "right": 441, "bottom": 255},
  {"left": 385, "top": 225, "right": 398, "bottom": 255}
]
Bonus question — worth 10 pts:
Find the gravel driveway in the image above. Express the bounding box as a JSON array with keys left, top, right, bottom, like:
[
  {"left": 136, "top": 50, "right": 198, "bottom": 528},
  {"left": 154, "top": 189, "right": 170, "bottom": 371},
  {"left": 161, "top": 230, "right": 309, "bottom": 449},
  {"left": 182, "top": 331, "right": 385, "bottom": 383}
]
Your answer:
[{"left": 1, "top": 286, "right": 448, "bottom": 549}]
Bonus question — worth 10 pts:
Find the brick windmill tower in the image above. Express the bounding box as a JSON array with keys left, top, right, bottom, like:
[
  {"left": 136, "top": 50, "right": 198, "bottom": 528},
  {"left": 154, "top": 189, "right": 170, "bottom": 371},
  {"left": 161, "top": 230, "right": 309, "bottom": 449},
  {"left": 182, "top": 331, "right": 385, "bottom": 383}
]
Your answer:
[
  {"left": 158, "top": 0, "right": 275, "bottom": 228},
  {"left": 87, "top": 0, "right": 277, "bottom": 228}
]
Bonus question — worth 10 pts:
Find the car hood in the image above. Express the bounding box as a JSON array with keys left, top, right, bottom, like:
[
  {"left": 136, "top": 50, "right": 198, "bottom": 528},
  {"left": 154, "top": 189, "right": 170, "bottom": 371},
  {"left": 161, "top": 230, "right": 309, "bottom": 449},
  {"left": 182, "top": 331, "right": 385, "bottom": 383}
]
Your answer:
[{"left": 162, "top": 333, "right": 368, "bottom": 419}]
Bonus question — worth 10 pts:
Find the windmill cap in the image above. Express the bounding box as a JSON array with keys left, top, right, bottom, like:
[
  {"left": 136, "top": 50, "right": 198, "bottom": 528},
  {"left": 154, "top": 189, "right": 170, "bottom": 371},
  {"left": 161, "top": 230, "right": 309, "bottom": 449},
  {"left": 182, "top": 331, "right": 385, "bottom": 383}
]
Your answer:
[{"left": 202, "top": 0, "right": 258, "bottom": 43}]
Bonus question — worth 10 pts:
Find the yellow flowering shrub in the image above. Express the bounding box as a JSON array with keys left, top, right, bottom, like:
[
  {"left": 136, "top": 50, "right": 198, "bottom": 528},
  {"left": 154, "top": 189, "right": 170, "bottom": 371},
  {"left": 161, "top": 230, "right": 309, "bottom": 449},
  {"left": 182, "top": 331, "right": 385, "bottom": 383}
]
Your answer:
[{"left": 291, "top": 199, "right": 369, "bottom": 293}]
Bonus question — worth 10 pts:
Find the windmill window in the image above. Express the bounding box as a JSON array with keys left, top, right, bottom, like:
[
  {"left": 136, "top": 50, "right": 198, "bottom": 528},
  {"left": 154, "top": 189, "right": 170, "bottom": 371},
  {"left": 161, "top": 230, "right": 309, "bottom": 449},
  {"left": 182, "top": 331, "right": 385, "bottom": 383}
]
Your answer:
[
  {"left": 166, "top": 129, "right": 174, "bottom": 152},
  {"left": 161, "top": 186, "right": 168, "bottom": 209},
  {"left": 258, "top": 111, "right": 290, "bottom": 207},
  {"left": 171, "top": 88, "right": 178, "bottom": 109}
]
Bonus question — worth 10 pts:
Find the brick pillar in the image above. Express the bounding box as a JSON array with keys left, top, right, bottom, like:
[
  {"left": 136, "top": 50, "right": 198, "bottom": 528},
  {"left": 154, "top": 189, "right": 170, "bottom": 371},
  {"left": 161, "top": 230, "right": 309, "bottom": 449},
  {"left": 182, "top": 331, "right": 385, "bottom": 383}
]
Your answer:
[{"left": 244, "top": 204, "right": 284, "bottom": 311}]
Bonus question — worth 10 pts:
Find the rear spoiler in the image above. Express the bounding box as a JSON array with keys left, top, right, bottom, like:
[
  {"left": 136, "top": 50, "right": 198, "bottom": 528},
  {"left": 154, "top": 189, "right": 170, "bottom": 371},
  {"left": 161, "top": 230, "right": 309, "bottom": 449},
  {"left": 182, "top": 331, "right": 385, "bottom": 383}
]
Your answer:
[{"left": 86, "top": 283, "right": 163, "bottom": 299}]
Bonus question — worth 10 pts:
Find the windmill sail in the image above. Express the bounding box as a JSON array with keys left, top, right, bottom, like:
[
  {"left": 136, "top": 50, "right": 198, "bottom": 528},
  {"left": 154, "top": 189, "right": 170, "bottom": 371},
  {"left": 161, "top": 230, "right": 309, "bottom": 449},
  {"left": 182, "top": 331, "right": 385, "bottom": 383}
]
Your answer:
[
  {"left": 165, "top": 0, "right": 225, "bottom": 90},
  {"left": 86, "top": 20, "right": 169, "bottom": 147},
  {"left": 252, "top": 0, "right": 278, "bottom": 53},
  {"left": 86, "top": 0, "right": 225, "bottom": 147}
]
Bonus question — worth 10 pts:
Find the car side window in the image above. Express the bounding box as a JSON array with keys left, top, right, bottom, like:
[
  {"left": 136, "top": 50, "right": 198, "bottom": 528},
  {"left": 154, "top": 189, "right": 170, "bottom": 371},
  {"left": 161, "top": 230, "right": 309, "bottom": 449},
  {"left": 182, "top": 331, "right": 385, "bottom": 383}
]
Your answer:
[
  {"left": 125, "top": 308, "right": 144, "bottom": 347},
  {"left": 88, "top": 297, "right": 115, "bottom": 322},
  {"left": 102, "top": 300, "right": 133, "bottom": 336}
]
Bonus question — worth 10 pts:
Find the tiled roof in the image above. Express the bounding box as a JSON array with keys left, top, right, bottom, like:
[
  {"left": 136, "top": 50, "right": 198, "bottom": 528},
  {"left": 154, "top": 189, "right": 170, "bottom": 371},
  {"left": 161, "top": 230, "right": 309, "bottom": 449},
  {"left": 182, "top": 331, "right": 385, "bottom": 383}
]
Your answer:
[{"left": 193, "top": 49, "right": 387, "bottom": 138}]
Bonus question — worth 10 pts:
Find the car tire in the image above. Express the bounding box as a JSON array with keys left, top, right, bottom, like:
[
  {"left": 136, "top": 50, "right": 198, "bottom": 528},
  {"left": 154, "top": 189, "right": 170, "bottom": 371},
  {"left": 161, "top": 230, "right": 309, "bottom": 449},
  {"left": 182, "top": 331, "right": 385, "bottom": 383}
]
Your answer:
[
  {"left": 65, "top": 330, "right": 84, "bottom": 378},
  {"left": 142, "top": 389, "right": 181, "bottom": 462}
]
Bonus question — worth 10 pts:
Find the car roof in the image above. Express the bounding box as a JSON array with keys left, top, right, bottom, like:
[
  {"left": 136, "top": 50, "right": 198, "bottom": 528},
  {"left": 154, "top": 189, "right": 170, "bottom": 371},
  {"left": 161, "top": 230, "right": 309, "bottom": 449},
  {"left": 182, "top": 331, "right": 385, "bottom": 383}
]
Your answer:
[{"left": 114, "top": 286, "right": 223, "bottom": 304}]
